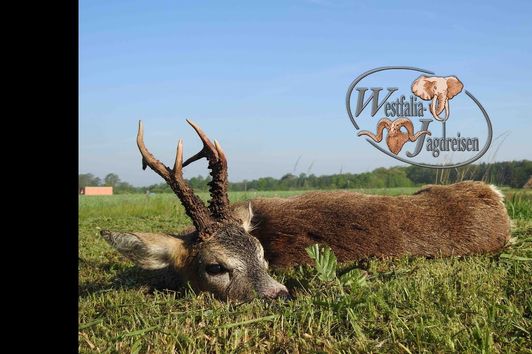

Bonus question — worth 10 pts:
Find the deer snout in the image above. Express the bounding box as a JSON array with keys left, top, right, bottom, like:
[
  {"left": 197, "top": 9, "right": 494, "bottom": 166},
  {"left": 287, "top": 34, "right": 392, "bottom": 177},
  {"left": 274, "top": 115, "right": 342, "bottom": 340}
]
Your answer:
[{"left": 261, "top": 281, "right": 292, "bottom": 300}]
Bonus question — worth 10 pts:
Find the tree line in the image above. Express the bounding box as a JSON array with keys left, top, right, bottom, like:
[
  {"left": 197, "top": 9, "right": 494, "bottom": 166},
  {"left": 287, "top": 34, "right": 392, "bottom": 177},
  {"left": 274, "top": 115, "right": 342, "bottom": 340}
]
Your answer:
[
  {"left": 79, "top": 173, "right": 137, "bottom": 193},
  {"left": 79, "top": 160, "right": 531, "bottom": 194}
]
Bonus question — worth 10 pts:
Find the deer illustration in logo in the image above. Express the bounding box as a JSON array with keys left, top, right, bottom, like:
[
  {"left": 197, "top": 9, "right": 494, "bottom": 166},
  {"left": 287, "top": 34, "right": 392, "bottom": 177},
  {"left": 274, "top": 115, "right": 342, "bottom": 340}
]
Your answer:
[
  {"left": 411, "top": 75, "right": 464, "bottom": 122},
  {"left": 357, "top": 117, "right": 431, "bottom": 155}
]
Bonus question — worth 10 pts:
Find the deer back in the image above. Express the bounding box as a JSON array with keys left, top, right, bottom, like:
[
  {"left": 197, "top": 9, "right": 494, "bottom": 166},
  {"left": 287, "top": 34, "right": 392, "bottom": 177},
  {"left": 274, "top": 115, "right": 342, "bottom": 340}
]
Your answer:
[{"left": 233, "top": 181, "right": 511, "bottom": 268}]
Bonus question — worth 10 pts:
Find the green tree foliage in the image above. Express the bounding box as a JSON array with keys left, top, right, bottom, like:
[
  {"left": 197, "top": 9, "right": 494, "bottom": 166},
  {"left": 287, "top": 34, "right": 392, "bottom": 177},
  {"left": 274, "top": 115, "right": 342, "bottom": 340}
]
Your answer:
[
  {"left": 104, "top": 173, "right": 121, "bottom": 187},
  {"left": 79, "top": 173, "right": 101, "bottom": 189},
  {"left": 405, "top": 160, "right": 531, "bottom": 188},
  {"left": 188, "top": 175, "right": 210, "bottom": 191},
  {"left": 114, "top": 181, "right": 136, "bottom": 194},
  {"left": 79, "top": 160, "right": 531, "bottom": 194}
]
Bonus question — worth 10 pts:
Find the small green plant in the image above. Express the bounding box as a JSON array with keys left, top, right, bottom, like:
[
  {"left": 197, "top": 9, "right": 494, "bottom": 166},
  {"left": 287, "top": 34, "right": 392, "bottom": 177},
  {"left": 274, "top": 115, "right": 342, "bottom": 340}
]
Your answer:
[
  {"left": 305, "top": 244, "right": 338, "bottom": 281},
  {"left": 305, "top": 244, "right": 367, "bottom": 290}
]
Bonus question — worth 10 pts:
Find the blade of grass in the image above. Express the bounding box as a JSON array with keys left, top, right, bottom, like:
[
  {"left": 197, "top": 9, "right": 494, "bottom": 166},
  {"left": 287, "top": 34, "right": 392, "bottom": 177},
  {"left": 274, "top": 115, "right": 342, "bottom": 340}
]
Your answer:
[
  {"left": 500, "top": 254, "right": 532, "bottom": 261},
  {"left": 79, "top": 318, "right": 104, "bottom": 329},
  {"left": 217, "top": 314, "right": 278, "bottom": 329},
  {"left": 120, "top": 325, "right": 159, "bottom": 338}
]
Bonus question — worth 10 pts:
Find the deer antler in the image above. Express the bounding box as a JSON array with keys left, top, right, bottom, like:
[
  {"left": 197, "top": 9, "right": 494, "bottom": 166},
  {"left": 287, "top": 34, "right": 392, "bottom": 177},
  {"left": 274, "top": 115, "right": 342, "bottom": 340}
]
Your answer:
[
  {"left": 183, "top": 119, "right": 231, "bottom": 221},
  {"left": 137, "top": 121, "right": 213, "bottom": 230}
]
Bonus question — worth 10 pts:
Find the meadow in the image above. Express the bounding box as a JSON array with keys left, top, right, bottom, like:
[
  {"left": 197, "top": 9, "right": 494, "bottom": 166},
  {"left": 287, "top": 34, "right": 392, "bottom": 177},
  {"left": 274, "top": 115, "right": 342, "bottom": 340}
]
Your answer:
[{"left": 79, "top": 188, "right": 531, "bottom": 353}]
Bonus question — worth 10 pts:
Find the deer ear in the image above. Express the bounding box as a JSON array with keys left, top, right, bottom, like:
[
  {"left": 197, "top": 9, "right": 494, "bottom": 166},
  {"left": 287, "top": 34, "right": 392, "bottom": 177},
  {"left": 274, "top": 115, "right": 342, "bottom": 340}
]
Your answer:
[
  {"left": 100, "top": 230, "right": 188, "bottom": 270},
  {"left": 233, "top": 202, "right": 255, "bottom": 232}
]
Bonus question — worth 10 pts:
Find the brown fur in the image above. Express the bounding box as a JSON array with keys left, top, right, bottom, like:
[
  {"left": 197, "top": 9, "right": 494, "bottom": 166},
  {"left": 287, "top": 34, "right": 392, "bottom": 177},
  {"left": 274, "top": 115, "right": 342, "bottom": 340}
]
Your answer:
[{"left": 233, "top": 181, "right": 511, "bottom": 268}]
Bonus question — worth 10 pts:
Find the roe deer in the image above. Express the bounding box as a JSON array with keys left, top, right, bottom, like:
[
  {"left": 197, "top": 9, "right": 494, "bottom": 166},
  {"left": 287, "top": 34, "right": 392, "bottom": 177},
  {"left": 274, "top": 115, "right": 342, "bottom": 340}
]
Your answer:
[{"left": 101, "top": 120, "right": 511, "bottom": 301}]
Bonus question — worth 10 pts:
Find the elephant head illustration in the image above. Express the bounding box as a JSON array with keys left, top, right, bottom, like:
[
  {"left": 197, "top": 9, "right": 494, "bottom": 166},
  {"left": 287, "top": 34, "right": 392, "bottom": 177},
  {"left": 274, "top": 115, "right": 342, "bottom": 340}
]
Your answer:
[
  {"left": 411, "top": 75, "right": 464, "bottom": 122},
  {"left": 357, "top": 117, "right": 431, "bottom": 155}
]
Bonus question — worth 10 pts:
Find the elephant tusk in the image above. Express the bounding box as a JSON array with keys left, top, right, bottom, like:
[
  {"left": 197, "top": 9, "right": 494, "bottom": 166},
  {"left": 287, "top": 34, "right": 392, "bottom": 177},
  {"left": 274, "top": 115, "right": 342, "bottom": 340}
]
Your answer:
[
  {"left": 430, "top": 97, "right": 438, "bottom": 120},
  {"left": 430, "top": 97, "right": 448, "bottom": 122}
]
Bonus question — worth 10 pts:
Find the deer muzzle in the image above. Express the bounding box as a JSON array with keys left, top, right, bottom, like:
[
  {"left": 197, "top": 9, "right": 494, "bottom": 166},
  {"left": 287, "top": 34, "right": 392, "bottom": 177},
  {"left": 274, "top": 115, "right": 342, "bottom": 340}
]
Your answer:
[{"left": 260, "top": 279, "right": 292, "bottom": 300}]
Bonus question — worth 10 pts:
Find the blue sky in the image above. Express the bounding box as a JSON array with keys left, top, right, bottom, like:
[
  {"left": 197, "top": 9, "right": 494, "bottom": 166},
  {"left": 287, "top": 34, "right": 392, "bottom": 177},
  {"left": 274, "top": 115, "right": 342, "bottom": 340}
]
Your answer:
[{"left": 80, "top": 0, "right": 532, "bottom": 186}]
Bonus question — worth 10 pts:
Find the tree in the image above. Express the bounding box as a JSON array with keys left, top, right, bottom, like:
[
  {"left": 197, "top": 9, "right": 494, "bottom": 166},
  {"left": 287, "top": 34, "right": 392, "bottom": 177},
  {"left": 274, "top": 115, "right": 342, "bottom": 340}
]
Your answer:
[
  {"left": 115, "top": 181, "right": 135, "bottom": 194},
  {"left": 104, "top": 173, "right": 121, "bottom": 187},
  {"left": 79, "top": 173, "right": 101, "bottom": 189}
]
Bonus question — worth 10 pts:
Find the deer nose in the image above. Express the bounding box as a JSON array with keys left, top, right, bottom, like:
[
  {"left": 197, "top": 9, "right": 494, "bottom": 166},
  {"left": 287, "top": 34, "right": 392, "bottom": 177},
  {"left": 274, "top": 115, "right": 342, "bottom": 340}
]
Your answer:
[
  {"left": 261, "top": 285, "right": 293, "bottom": 300},
  {"left": 260, "top": 277, "right": 292, "bottom": 300}
]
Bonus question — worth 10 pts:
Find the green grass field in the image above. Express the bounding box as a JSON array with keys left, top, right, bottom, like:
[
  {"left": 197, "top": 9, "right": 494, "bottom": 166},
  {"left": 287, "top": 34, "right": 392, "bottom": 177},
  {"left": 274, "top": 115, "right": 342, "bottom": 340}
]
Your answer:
[{"left": 79, "top": 188, "right": 532, "bottom": 353}]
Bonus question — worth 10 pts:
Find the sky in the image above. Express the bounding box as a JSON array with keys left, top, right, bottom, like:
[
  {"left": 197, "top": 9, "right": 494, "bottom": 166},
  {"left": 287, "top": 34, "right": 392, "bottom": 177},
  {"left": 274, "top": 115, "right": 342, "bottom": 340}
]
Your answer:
[{"left": 80, "top": 0, "right": 532, "bottom": 186}]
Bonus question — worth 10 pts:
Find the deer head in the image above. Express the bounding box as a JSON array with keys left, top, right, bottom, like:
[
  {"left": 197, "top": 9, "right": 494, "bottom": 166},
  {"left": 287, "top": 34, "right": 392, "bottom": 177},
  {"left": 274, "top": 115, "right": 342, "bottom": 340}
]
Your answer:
[{"left": 101, "top": 120, "right": 290, "bottom": 301}]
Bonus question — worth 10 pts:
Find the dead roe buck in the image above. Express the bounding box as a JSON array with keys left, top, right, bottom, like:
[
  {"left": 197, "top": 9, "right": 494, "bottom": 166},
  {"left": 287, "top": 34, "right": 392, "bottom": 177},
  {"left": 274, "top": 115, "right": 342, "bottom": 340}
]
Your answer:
[{"left": 101, "top": 120, "right": 511, "bottom": 301}]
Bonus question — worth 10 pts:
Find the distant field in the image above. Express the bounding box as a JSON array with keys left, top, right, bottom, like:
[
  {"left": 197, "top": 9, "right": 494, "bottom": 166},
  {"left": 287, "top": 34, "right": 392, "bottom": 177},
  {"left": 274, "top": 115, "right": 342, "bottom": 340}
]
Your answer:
[
  {"left": 79, "top": 188, "right": 531, "bottom": 353},
  {"left": 79, "top": 188, "right": 422, "bottom": 219}
]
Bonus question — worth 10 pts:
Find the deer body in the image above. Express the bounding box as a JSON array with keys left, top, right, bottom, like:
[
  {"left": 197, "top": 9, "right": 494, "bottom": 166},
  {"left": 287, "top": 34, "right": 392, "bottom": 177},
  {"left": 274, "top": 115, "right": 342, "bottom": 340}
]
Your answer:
[
  {"left": 235, "top": 182, "right": 510, "bottom": 268},
  {"left": 101, "top": 121, "right": 511, "bottom": 301}
]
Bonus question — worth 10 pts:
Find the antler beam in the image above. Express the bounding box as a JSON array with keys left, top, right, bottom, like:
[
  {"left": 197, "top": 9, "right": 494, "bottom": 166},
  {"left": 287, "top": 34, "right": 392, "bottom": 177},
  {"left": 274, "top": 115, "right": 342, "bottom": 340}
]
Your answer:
[
  {"left": 183, "top": 119, "right": 231, "bottom": 220},
  {"left": 137, "top": 121, "right": 213, "bottom": 230}
]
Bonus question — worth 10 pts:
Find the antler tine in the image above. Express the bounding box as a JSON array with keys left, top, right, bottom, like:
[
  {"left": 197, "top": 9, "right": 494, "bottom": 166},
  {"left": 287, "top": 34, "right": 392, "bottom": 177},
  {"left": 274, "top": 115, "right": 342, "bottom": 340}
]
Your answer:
[
  {"left": 137, "top": 120, "right": 171, "bottom": 181},
  {"left": 182, "top": 119, "right": 219, "bottom": 167},
  {"left": 213, "top": 139, "right": 227, "bottom": 163},
  {"left": 173, "top": 139, "right": 184, "bottom": 178},
  {"left": 182, "top": 119, "right": 231, "bottom": 221},
  {"left": 137, "top": 120, "right": 213, "bottom": 230}
]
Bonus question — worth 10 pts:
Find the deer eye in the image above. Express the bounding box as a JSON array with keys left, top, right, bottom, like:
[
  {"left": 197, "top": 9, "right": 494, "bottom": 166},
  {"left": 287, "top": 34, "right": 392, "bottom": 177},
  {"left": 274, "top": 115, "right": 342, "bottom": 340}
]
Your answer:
[{"left": 205, "top": 264, "right": 227, "bottom": 275}]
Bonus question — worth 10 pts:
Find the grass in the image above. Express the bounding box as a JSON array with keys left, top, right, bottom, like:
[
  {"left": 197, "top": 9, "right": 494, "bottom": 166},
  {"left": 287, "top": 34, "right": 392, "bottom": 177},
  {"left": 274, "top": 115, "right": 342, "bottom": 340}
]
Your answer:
[{"left": 79, "top": 188, "right": 532, "bottom": 353}]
